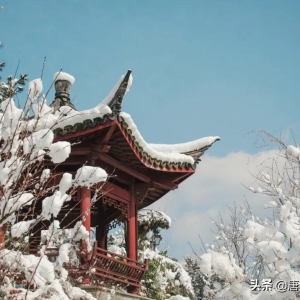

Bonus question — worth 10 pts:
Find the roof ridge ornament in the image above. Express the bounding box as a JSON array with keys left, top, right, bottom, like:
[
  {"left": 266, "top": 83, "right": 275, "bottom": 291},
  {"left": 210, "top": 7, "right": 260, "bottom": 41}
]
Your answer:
[
  {"left": 50, "top": 71, "right": 77, "bottom": 112},
  {"left": 108, "top": 70, "right": 132, "bottom": 119}
]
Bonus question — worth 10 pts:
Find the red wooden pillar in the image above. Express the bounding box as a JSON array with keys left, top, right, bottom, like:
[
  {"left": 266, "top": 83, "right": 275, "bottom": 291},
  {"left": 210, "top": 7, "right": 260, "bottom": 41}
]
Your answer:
[
  {"left": 79, "top": 187, "right": 91, "bottom": 285},
  {"left": 0, "top": 224, "right": 7, "bottom": 250},
  {"left": 127, "top": 184, "right": 138, "bottom": 294},
  {"left": 80, "top": 187, "right": 91, "bottom": 234}
]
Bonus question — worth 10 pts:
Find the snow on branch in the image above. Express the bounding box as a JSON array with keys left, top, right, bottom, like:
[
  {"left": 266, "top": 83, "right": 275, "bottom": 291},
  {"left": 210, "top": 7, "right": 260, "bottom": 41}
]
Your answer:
[
  {"left": 0, "top": 74, "right": 110, "bottom": 299},
  {"left": 195, "top": 131, "right": 300, "bottom": 299}
]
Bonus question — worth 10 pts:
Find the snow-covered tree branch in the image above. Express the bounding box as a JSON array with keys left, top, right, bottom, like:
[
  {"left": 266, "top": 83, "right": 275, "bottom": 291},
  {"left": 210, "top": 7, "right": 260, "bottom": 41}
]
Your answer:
[
  {"left": 0, "top": 73, "right": 108, "bottom": 299},
  {"left": 195, "top": 131, "right": 300, "bottom": 299}
]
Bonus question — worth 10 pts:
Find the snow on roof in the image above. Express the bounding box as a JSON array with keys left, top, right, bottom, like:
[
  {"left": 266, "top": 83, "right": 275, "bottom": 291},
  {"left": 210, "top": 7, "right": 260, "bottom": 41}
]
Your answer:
[
  {"left": 53, "top": 71, "right": 75, "bottom": 85},
  {"left": 53, "top": 105, "right": 111, "bottom": 129},
  {"left": 119, "top": 112, "right": 219, "bottom": 165},
  {"left": 45, "top": 70, "right": 219, "bottom": 166},
  {"left": 45, "top": 71, "right": 131, "bottom": 134},
  {"left": 119, "top": 112, "right": 195, "bottom": 164},
  {"left": 29, "top": 103, "right": 111, "bottom": 133},
  {"left": 149, "top": 136, "right": 220, "bottom": 154}
]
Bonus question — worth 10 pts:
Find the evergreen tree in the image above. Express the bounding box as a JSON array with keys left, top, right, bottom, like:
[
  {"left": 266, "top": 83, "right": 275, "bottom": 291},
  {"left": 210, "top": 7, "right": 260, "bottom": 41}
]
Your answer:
[
  {"left": 0, "top": 42, "right": 28, "bottom": 103},
  {"left": 185, "top": 257, "right": 206, "bottom": 300}
]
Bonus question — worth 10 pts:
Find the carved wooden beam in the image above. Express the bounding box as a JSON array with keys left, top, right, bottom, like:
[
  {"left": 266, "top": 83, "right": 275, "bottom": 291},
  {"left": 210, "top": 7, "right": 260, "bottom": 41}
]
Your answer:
[
  {"left": 95, "top": 181, "right": 130, "bottom": 202},
  {"left": 175, "top": 172, "right": 194, "bottom": 184},
  {"left": 92, "top": 145, "right": 111, "bottom": 153},
  {"left": 101, "top": 195, "right": 129, "bottom": 218},
  {"left": 97, "top": 152, "right": 151, "bottom": 183},
  {"left": 96, "top": 160, "right": 135, "bottom": 185},
  {"left": 133, "top": 180, "right": 178, "bottom": 204},
  {"left": 134, "top": 182, "right": 155, "bottom": 204},
  {"left": 98, "top": 124, "right": 117, "bottom": 145},
  {"left": 71, "top": 146, "right": 110, "bottom": 155},
  {"left": 173, "top": 172, "right": 193, "bottom": 182}
]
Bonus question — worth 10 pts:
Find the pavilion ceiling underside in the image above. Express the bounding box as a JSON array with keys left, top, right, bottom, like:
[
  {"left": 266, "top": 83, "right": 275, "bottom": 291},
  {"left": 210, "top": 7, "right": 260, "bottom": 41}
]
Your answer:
[
  {"left": 64, "top": 127, "right": 197, "bottom": 175},
  {"left": 52, "top": 116, "right": 205, "bottom": 207},
  {"left": 107, "top": 133, "right": 144, "bottom": 170},
  {"left": 58, "top": 126, "right": 195, "bottom": 178},
  {"left": 53, "top": 126, "right": 195, "bottom": 207},
  {"left": 56, "top": 186, "right": 169, "bottom": 225},
  {"left": 42, "top": 167, "right": 172, "bottom": 223},
  {"left": 98, "top": 178, "right": 174, "bottom": 210},
  {"left": 56, "top": 191, "right": 126, "bottom": 228}
]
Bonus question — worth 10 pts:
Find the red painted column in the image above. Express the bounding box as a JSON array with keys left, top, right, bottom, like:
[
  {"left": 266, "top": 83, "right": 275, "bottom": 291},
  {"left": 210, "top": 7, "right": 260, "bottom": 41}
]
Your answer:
[
  {"left": 0, "top": 224, "right": 7, "bottom": 250},
  {"left": 127, "top": 184, "right": 138, "bottom": 294},
  {"left": 127, "top": 185, "right": 137, "bottom": 261},
  {"left": 81, "top": 187, "right": 91, "bottom": 234},
  {"left": 80, "top": 187, "right": 91, "bottom": 285}
]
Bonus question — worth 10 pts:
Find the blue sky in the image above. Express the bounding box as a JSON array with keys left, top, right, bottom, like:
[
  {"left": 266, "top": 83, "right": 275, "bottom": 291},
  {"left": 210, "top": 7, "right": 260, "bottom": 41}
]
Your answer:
[
  {"left": 2, "top": 0, "right": 300, "bottom": 155},
  {"left": 1, "top": 1, "right": 300, "bottom": 258}
]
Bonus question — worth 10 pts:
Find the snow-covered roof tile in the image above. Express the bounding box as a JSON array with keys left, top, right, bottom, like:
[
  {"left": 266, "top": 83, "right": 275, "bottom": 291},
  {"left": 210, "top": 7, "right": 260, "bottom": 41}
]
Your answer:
[
  {"left": 118, "top": 112, "right": 219, "bottom": 169},
  {"left": 52, "top": 70, "right": 219, "bottom": 170}
]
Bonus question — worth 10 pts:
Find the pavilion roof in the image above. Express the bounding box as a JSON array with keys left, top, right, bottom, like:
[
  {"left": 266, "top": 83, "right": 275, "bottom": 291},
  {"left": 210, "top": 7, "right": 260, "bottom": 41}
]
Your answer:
[{"left": 49, "top": 70, "right": 219, "bottom": 171}]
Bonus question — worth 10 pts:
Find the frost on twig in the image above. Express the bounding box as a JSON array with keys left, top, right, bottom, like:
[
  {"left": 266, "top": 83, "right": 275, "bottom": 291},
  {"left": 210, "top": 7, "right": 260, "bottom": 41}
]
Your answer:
[
  {"left": 0, "top": 73, "right": 110, "bottom": 299},
  {"left": 195, "top": 131, "right": 300, "bottom": 299}
]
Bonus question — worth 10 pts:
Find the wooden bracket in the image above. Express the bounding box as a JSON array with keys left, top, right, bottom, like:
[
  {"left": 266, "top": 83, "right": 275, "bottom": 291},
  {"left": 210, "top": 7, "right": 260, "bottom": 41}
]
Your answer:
[
  {"left": 98, "top": 152, "right": 151, "bottom": 183},
  {"left": 154, "top": 180, "right": 178, "bottom": 190},
  {"left": 134, "top": 182, "right": 155, "bottom": 204}
]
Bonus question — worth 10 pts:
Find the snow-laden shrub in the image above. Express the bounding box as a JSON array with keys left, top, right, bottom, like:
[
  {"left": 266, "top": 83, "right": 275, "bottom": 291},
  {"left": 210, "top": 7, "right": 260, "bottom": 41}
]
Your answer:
[
  {"left": 141, "top": 249, "right": 194, "bottom": 300},
  {"left": 197, "top": 131, "right": 300, "bottom": 299},
  {"left": 108, "top": 210, "right": 195, "bottom": 299},
  {"left": 0, "top": 72, "right": 115, "bottom": 299}
]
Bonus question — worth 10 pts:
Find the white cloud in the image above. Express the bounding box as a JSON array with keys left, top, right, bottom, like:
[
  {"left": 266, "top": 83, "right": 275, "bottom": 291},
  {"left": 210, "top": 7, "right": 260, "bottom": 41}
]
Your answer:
[{"left": 150, "top": 150, "right": 285, "bottom": 260}]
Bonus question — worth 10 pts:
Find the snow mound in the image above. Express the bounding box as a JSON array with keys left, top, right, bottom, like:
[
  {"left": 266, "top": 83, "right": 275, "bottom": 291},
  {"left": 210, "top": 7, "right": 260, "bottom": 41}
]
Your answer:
[
  {"left": 287, "top": 145, "right": 300, "bottom": 159},
  {"left": 28, "top": 78, "right": 43, "bottom": 101},
  {"left": 74, "top": 166, "right": 107, "bottom": 187},
  {"left": 23, "top": 129, "right": 54, "bottom": 154},
  {"left": 11, "top": 220, "right": 35, "bottom": 237},
  {"left": 53, "top": 71, "right": 75, "bottom": 84},
  {"left": 48, "top": 141, "right": 71, "bottom": 163}
]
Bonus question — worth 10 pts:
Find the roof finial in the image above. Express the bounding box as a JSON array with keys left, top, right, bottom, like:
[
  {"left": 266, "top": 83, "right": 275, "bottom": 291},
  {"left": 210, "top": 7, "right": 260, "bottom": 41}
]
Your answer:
[{"left": 50, "top": 71, "right": 77, "bottom": 112}]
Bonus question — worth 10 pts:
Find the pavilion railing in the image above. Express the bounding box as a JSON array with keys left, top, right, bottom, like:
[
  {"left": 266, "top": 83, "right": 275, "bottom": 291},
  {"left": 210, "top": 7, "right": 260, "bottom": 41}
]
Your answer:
[
  {"left": 91, "top": 243, "right": 148, "bottom": 288},
  {"left": 28, "top": 243, "right": 148, "bottom": 289},
  {"left": 29, "top": 247, "right": 59, "bottom": 262}
]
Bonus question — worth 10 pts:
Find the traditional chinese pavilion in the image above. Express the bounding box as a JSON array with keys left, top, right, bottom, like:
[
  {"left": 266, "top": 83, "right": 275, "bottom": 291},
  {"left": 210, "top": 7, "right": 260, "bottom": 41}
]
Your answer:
[{"left": 29, "top": 70, "right": 219, "bottom": 293}]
